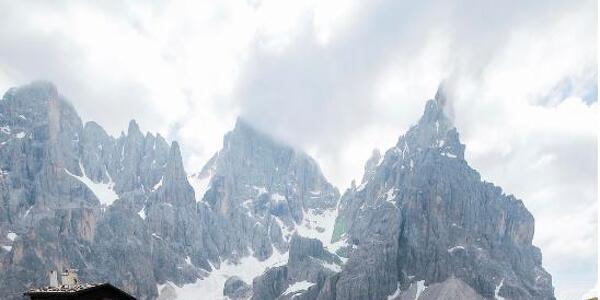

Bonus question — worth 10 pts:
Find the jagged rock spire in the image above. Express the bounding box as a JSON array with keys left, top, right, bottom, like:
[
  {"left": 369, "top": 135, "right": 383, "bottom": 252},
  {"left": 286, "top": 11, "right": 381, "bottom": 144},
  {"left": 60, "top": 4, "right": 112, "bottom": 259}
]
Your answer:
[
  {"left": 418, "top": 81, "right": 452, "bottom": 129},
  {"left": 361, "top": 148, "right": 381, "bottom": 183},
  {"left": 127, "top": 119, "right": 142, "bottom": 138},
  {"left": 327, "top": 85, "right": 553, "bottom": 300},
  {"left": 200, "top": 115, "right": 340, "bottom": 259},
  {"left": 434, "top": 80, "right": 448, "bottom": 107},
  {"left": 165, "top": 141, "right": 186, "bottom": 180},
  {"left": 395, "top": 83, "right": 465, "bottom": 160}
]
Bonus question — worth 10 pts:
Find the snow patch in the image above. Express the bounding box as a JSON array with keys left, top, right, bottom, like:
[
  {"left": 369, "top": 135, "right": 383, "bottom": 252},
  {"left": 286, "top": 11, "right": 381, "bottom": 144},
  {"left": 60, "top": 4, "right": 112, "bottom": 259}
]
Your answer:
[
  {"left": 0, "top": 126, "right": 10, "bottom": 134},
  {"left": 65, "top": 162, "right": 118, "bottom": 206},
  {"left": 159, "top": 250, "right": 288, "bottom": 300},
  {"left": 495, "top": 279, "right": 505, "bottom": 300},
  {"left": 309, "top": 190, "right": 322, "bottom": 198},
  {"left": 152, "top": 177, "right": 163, "bottom": 191},
  {"left": 376, "top": 155, "right": 383, "bottom": 167},
  {"left": 1, "top": 245, "right": 11, "bottom": 252},
  {"left": 23, "top": 206, "right": 32, "bottom": 217},
  {"left": 387, "top": 282, "right": 401, "bottom": 300},
  {"left": 252, "top": 186, "right": 268, "bottom": 196},
  {"left": 401, "top": 141, "right": 409, "bottom": 159},
  {"left": 15, "top": 132, "right": 26, "bottom": 139},
  {"left": 356, "top": 182, "right": 367, "bottom": 192},
  {"left": 7, "top": 232, "right": 17, "bottom": 241},
  {"left": 320, "top": 260, "right": 342, "bottom": 272},
  {"left": 385, "top": 188, "right": 396, "bottom": 201},
  {"left": 447, "top": 245, "right": 465, "bottom": 253},
  {"left": 273, "top": 216, "right": 294, "bottom": 240},
  {"left": 138, "top": 208, "right": 146, "bottom": 220},
  {"left": 188, "top": 173, "right": 211, "bottom": 202},
  {"left": 442, "top": 152, "right": 457, "bottom": 159},
  {"left": 415, "top": 280, "right": 427, "bottom": 300},
  {"left": 296, "top": 208, "right": 337, "bottom": 251},
  {"left": 282, "top": 280, "right": 315, "bottom": 297},
  {"left": 242, "top": 199, "right": 253, "bottom": 210},
  {"left": 328, "top": 236, "right": 349, "bottom": 256},
  {"left": 271, "top": 192, "right": 286, "bottom": 203},
  {"left": 384, "top": 188, "right": 398, "bottom": 208}
]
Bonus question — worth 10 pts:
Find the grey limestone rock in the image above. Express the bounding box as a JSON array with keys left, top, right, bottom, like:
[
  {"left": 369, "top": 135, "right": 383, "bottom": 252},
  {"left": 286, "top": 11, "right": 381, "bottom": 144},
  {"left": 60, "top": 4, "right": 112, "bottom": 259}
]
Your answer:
[
  {"left": 255, "top": 84, "right": 555, "bottom": 300},
  {"left": 0, "top": 81, "right": 554, "bottom": 300},
  {"left": 0, "top": 82, "right": 216, "bottom": 299},
  {"left": 320, "top": 85, "right": 554, "bottom": 300},
  {"left": 224, "top": 276, "right": 252, "bottom": 299},
  {"left": 199, "top": 119, "right": 340, "bottom": 262},
  {"left": 250, "top": 234, "right": 341, "bottom": 300}
]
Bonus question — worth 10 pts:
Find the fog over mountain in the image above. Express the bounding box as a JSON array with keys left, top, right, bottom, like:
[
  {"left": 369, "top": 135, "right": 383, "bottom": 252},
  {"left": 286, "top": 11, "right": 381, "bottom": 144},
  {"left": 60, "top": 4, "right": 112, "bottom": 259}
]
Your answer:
[
  {"left": 0, "top": 1, "right": 596, "bottom": 299},
  {"left": 0, "top": 81, "right": 557, "bottom": 300}
]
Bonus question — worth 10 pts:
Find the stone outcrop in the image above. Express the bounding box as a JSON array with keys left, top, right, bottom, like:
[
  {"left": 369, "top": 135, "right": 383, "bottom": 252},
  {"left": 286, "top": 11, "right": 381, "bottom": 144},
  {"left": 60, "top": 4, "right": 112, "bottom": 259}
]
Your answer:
[
  {"left": 198, "top": 119, "right": 339, "bottom": 261},
  {"left": 251, "top": 234, "right": 341, "bottom": 300}
]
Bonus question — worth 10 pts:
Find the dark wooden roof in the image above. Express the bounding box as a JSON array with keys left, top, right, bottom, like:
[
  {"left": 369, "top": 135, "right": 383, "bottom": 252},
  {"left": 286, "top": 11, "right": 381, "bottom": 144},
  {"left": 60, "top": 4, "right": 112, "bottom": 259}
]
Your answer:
[{"left": 24, "top": 283, "right": 137, "bottom": 299}]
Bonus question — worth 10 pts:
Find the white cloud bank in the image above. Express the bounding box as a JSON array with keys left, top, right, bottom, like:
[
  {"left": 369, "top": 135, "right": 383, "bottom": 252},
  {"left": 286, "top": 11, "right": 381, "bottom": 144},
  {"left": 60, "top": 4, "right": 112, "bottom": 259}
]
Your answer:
[{"left": 0, "top": 1, "right": 596, "bottom": 299}]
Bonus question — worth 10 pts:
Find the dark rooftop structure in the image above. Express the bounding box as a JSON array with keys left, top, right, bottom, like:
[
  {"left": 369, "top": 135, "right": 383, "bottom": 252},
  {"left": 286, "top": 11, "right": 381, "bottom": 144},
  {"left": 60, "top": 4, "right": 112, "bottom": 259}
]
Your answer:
[
  {"left": 23, "top": 269, "right": 136, "bottom": 300},
  {"left": 24, "top": 283, "right": 137, "bottom": 300}
]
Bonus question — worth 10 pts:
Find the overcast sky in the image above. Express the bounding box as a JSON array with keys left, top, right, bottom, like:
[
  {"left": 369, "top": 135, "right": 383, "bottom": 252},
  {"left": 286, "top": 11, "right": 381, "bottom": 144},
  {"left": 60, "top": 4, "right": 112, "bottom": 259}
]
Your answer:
[{"left": 0, "top": 1, "right": 596, "bottom": 298}]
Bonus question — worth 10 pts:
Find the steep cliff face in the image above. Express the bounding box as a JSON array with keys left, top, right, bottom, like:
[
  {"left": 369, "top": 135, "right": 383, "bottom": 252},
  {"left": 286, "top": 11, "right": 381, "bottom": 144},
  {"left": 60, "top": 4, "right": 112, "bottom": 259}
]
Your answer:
[
  {"left": 0, "top": 82, "right": 342, "bottom": 299},
  {"left": 0, "top": 82, "right": 218, "bottom": 299},
  {"left": 326, "top": 87, "right": 553, "bottom": 299},
  {"left": 0, "top": 81, "right": 554, "bottom": 300},
  {"left": 250, "top": 234, "right": 342, "bottom": 300},
  {"left": 0, "top": 82, "right": 98, "bottom": 298},
  {"left": 196, "top": 119, "right": 340, "bottom": 261},
  {"left": 250, "top": 85, "right": 554, "bottom": 300}
]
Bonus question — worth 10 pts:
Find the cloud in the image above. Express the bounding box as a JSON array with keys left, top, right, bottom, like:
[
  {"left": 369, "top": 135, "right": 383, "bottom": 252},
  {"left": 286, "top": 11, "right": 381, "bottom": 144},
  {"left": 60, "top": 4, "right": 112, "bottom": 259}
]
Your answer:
[
  {"left": 0, "top": 1, "right": 595, "bottom": 299},
  {"left": 232, "top": 2, "right": 598, "bottom": 299},
  {"left": 0, "top": 0, "right": 249, "bottom": 168}
]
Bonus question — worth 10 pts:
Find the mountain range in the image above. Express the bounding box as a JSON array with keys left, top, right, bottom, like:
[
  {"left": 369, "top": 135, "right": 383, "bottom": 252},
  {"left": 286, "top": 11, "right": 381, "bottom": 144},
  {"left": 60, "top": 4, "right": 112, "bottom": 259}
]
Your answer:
[{"left": 0, "top": 81, "right": 554, "bottom": 299}]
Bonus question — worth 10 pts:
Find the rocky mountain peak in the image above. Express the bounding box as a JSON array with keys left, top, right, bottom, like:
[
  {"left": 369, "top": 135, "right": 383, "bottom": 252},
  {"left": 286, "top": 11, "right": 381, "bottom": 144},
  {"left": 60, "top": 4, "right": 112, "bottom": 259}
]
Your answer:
[
  {"left": 226, "top": 117, "right": 287, "bottom": 153},
  {"left": 218, "top": 117, "right": 333, "bottom": 196},
  {"left": 127, "top": 119, "right": 143, "bottom": 138},
  {"left": 1, "top": 80, "right": 81, "bottom": 129},
  {"left": 0, "top": 81, "right": 554, "bottom": 300},
  {"left": 361, "top": 148, "right": 382, "bottom": 183},
  {"left": 83, "top": 120, "right": 106, "bottom": 134},
  {"left": 326, "top": 88, "right": 553, "bottom": 300},
  {"left": 2, "top": 80, "right": 58, "bottom": 104},
  {"left": 195, "top": 116, "right": 339, "bottom": 260},
  {"left": 417, "top": 96, "right": 451, "bottom": 133},
  {"left": 395, "top": 84, "right": 464, "bottom": 160},
  {"left": 165, "top": 141, "right": 186, "bottom": 178},
  {"left": 231, "top": 117, "right": 255, "bottom": 136},
  {"left": 434, "top": 80, "right": 448, "bottom": 106}
]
